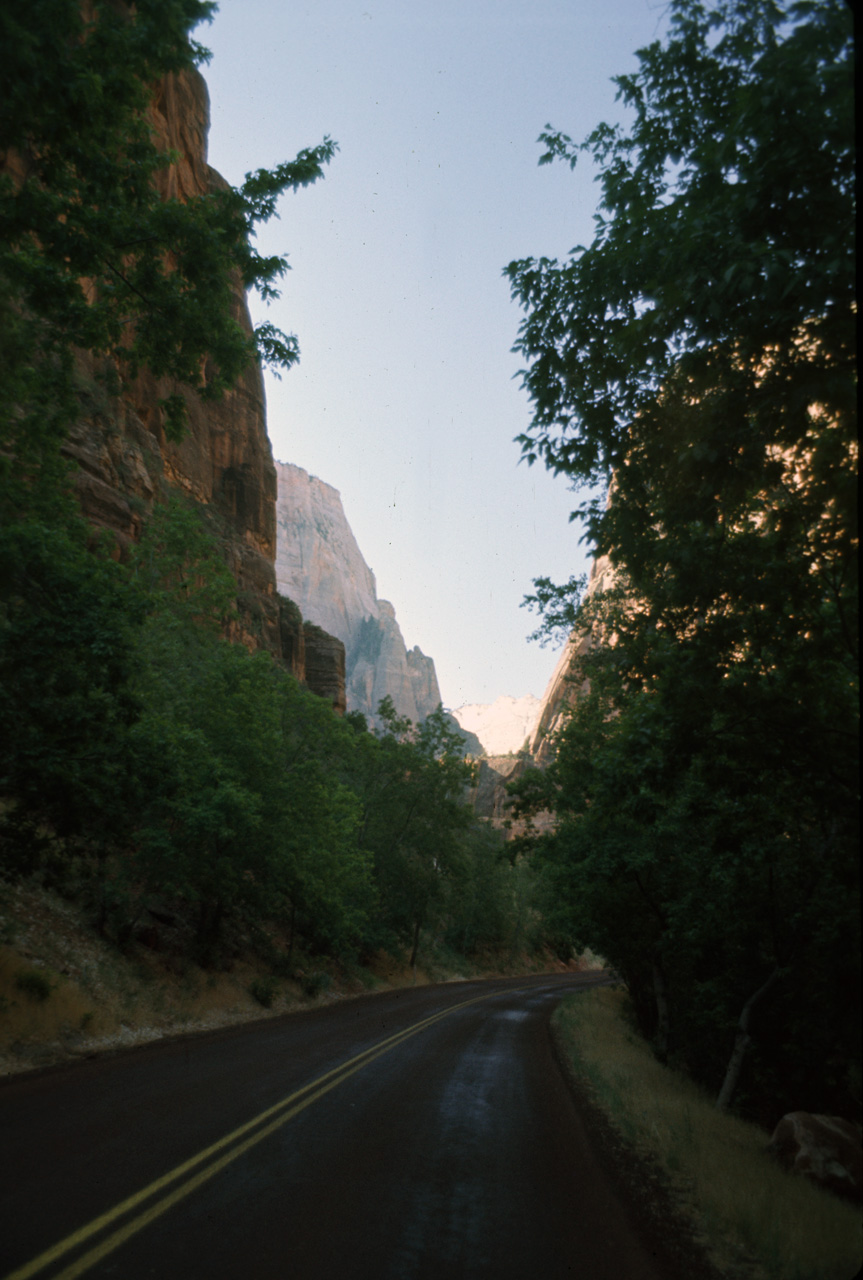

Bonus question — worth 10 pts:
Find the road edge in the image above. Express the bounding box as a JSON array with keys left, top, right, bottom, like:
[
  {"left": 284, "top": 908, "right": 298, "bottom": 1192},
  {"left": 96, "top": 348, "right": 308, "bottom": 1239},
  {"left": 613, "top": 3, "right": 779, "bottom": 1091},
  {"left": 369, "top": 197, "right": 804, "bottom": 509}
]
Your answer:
[{"left": 547, "top": 992, "right": 730, "bottom": 1280}]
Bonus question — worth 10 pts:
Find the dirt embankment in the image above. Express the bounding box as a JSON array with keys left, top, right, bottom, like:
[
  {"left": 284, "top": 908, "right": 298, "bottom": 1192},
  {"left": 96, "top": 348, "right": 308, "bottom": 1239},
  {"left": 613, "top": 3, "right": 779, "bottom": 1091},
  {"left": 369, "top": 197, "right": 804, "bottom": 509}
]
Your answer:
[{"left": 0, "top": 879, "right": 579, "bottom": 1079}]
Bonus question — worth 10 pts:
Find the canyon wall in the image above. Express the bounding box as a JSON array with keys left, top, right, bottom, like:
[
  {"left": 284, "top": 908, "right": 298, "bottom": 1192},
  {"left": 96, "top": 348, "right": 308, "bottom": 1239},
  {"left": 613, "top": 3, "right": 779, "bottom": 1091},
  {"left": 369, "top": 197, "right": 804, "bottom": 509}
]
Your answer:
[
  {"left": 54, "top": 68, "right": 345, "bottom": 711},
  {"left": 527, "top": 551, "right": 615, "bottom": 764},
  {"left": 470, "top": 553, "right": 615, "bottom": 835},
  {"left": 275, "top": 462, "right": 444, "bottom": 727}
]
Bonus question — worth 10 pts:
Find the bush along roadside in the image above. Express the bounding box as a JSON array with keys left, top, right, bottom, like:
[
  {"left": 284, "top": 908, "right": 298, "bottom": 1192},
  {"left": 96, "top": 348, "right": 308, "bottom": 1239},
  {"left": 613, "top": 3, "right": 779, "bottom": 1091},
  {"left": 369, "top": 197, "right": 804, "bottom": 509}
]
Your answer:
[{"left": 552, "top": 986, "right": 862, "bottom": 1280}]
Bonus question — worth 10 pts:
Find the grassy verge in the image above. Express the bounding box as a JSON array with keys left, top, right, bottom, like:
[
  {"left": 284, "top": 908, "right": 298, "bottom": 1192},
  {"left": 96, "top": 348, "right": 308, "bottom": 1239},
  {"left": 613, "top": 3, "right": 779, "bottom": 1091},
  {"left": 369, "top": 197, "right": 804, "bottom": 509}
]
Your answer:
[{"left": 553, "top": 984, "right": 862, "bottom": 1280}]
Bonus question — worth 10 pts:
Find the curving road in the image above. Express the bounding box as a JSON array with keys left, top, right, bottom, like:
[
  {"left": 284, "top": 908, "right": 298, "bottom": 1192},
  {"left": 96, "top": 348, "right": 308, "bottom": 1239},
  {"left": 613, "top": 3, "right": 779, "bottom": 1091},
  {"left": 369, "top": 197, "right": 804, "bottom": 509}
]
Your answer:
[{"left": 1, "top": 973, "right": 676, "bottom": 1280}]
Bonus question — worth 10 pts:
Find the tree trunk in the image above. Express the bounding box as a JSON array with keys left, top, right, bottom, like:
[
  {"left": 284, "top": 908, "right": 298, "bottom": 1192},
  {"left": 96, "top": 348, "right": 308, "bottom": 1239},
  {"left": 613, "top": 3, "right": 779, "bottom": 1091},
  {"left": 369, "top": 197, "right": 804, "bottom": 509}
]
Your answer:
[
  {"left": 652, "top": 957, "right": 670, "bottom": 1062},
  {"left": 410, "top": 918, "right": 421, "bottom": 983},
  {"left": 285, "top": 900, "right": 296, "bottom": 967},
  {"left": 715, "top": 967, "right": 782, "bottom": 1112}
]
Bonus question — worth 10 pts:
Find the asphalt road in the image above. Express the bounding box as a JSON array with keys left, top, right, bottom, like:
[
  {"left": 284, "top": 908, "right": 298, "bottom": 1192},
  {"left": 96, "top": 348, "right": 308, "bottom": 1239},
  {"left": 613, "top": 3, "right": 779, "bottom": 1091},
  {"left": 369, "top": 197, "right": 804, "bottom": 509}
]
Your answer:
[{"left": 1, "top": 973, "right": 676, "bottom": 1280}]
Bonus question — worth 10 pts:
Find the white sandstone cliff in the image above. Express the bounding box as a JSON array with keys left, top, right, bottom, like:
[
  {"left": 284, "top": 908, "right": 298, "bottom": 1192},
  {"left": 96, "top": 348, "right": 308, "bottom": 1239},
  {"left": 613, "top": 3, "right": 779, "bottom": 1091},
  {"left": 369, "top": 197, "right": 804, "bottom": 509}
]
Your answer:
[
  {"left": 452, "top": 694, "right": 542, "bottom": 757},
  {"left": 275, "top": 461, "right": 442, "bottom": 726}
]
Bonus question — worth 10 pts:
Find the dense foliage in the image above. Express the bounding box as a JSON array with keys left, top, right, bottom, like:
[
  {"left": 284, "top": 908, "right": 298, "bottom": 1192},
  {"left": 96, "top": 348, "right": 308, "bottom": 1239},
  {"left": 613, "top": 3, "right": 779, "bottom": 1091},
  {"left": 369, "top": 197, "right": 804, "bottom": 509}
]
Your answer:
[
  {"left": 1, "top": 488, "right": 531, "bottom": 969},
  {"left": 507, "top": 0, "right": 857, "bottom": 1120}
]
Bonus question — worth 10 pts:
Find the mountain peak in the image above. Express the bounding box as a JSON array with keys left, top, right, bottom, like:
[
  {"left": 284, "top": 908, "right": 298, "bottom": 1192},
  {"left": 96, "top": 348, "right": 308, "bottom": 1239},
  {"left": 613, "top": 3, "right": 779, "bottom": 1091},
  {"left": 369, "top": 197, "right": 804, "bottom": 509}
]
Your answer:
[{"left": 452, "top": 694, "right": 542, "bottom": 757}]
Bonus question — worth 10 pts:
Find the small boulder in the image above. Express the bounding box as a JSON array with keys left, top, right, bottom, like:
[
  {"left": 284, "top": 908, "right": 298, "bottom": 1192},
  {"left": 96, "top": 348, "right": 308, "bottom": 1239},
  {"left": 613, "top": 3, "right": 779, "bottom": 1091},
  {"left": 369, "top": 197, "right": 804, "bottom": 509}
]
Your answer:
[{"left": 768, "top": 1111, "right": 862, "bottom": 1203}]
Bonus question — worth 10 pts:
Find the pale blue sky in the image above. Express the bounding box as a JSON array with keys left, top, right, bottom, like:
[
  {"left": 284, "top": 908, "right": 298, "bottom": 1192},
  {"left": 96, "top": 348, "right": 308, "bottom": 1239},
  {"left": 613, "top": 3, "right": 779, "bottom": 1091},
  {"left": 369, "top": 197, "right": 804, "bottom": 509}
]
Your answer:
[{"left": 202, "top": 0, "right": 669, "bottom": 708}]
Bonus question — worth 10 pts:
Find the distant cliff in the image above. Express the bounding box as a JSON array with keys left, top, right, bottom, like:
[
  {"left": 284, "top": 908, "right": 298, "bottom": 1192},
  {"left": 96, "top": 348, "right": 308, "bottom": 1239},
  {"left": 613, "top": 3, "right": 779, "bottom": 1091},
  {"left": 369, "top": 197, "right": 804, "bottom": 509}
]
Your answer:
[
  {"left": 470, "top": 556, "right": 615, "bottom": 835},
  {"left": 275, "top": 462, "right": 443, "bottom": 726},
  {"left": 452, "top": 695, "right": 541, "bottom": 757}
]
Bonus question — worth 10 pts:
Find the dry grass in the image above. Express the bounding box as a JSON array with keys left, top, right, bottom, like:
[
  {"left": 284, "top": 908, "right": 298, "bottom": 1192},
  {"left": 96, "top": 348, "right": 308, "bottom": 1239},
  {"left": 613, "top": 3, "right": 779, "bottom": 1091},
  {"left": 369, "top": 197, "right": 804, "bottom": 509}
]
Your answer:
[
  {"left": 554, "top": 985, "right": 862, "bottom": 1280},
  {"left": 0, "top": 880, "right": 315, "bottom": 1076}
]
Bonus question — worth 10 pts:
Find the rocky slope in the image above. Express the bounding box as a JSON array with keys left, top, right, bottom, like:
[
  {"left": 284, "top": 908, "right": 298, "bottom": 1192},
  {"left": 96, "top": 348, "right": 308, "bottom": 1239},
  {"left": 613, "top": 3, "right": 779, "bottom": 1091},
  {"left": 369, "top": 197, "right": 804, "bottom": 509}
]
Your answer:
[
  {"left": 52, "top": 68, "right": 345, "bottom": 711},
  {"left": 275, "top": 462, "right": 444, "bottom": 727}
]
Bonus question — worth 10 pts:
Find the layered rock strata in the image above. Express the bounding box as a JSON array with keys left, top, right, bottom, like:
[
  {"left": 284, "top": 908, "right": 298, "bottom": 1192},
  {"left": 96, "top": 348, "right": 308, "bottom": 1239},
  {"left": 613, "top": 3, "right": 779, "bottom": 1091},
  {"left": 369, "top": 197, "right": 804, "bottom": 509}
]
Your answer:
[{"left": 275, "top": 462, "right": 442, "bottom": 726}]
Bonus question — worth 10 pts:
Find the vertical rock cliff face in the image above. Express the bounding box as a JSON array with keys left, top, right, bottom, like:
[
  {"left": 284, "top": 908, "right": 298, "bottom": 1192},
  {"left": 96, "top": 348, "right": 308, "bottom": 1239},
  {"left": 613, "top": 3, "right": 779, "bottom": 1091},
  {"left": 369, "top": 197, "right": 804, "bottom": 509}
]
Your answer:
[
  {"left": 469, "top": 551, "right": 615, "bottom": 838},
  {"left": 275, "top": 462, "right": 442, "bottom": 725},
  {"left": 56, "top": 68, "right": 345, "bottom": 711},
  {"left": 527, "top": 551, "right": 615, "bottom": 764}
]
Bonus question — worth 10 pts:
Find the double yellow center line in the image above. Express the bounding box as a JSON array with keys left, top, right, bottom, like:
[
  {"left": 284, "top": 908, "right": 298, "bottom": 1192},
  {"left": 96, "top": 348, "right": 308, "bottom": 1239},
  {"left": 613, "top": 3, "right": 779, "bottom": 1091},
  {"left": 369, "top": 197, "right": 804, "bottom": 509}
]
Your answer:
[{"left": 6, "top": 987, "right": 508, "bottom": 1280}]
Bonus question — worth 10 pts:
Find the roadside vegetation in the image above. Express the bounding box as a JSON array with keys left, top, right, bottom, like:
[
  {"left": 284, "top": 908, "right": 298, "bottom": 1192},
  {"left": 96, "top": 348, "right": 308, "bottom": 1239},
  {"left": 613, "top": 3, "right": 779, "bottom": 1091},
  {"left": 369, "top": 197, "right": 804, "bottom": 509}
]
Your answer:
[
  {"left": 553, "top": 987, "right": 861, "bottom": 1280},
  {"left": 1, "top": 872, "right": 566, "bottom": 1077},
  {"left": 1, "top": 491, "right": 554, "bottom": 1039},
  {"left": 508, "top": 0, "right": 858, "bottom": 1128}
]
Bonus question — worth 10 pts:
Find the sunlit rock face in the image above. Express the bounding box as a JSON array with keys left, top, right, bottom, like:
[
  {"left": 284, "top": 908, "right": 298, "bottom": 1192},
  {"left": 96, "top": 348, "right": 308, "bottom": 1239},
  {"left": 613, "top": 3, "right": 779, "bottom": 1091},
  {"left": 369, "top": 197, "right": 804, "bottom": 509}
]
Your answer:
[
  {"left": 41, "top": 67, "right": 345, "bottom": 710},
  {"left": 527, "top": 552, "right": 615, "bottom": 764},
  {"left": 452, "top": 694, "right": 542, "bottom": 758},
  {"left": 275, "top": 462, "right": 442, "bottom": 726}
]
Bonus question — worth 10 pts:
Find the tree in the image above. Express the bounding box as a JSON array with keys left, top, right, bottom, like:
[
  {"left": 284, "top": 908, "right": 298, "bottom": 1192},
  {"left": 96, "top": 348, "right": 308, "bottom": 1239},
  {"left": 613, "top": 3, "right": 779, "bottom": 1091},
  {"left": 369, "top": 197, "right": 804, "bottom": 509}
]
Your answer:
[
  {"left": 507, "top": 0, "right": 854, "bottom": 520},
  {"left": 0, "top": 520, "right": 141, "bottom": 866},
  {"left": 125, "top": 500, "right": 375, "bottom": 960},
  {"left": 351, "top": 699, "right": 477, "bottom": 969},
  {"left": 507, "top": 0, "right": 858, "bottom": 1117}
]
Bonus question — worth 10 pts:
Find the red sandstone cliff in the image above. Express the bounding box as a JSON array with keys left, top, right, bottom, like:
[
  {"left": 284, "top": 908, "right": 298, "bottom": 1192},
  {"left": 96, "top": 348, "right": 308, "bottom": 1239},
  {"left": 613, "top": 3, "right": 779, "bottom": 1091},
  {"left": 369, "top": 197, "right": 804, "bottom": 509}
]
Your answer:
[{"left": 52, "top": 68, "right": 345, "bottom": 711}]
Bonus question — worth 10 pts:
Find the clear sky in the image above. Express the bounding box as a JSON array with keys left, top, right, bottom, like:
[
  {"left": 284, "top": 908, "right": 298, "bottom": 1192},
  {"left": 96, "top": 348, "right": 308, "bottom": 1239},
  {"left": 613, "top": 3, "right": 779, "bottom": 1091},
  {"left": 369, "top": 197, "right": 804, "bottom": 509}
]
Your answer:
[{"left": 201, "top": 0, "right": 669, "bottom": 709}]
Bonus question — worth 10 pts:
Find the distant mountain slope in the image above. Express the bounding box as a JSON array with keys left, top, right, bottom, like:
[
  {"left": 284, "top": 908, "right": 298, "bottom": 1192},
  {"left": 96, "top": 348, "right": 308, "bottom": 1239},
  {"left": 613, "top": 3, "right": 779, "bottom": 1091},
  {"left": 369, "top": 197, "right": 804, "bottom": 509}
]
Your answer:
[
  {"left": 452, "top": 694, "right": 541, "bottom": 757},
  {"left": 275, "top": 461, "right": 443, "bottom": 727}
]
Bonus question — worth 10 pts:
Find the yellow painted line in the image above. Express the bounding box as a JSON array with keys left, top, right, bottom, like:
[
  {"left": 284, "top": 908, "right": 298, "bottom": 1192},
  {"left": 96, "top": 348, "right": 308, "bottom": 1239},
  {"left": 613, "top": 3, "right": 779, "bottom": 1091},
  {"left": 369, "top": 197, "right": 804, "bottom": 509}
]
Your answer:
[{"left": 5, "top": 986, "right": 514, "bottom": 1280}]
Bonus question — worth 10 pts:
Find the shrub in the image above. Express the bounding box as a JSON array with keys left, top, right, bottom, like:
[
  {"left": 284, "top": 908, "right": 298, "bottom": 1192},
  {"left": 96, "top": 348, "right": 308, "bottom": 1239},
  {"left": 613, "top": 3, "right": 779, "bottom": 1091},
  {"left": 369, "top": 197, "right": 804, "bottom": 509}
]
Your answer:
[
  {"left": 301, "top": 971, "right": 330, "bottom": 999},
  {"left": 249, "top": 976, "right": 279, "bottom": 1008},
  {"left": 15, "top": 968, "right": 54, "bottom": 1002}
]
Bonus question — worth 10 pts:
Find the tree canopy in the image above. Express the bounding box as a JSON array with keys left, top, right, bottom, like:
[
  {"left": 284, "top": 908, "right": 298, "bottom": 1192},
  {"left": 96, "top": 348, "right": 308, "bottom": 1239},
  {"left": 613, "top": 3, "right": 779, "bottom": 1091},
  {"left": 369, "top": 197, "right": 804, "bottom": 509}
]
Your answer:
[{"left": 507, "top": 0, "right": 857, "bottom": 1120}]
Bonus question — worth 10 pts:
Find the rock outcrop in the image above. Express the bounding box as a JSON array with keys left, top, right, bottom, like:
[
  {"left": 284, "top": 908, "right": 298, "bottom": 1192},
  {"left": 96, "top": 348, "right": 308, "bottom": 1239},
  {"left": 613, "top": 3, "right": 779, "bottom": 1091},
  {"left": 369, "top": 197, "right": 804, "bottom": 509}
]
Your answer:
[
  {"left": 469, "top": 552, "right": 615, "bottom": 837},
  {"left": 768, "top": 1112, "right": 863, "bottom": 1203},
  {"left": 46, "top": 68, "right": 345, "bottom": 710},
  {"left": 275, "top": 462, "right": 442, "bottom": 726},
  {"left": 468, "top": 754, "right": 555, "bottom": 838},
  {"left": 470, "top": 756, "right": 527, "bottom": 826},
  {"left": 303, "top": 624, "right": 347, "bottom": 717}
]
